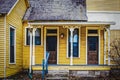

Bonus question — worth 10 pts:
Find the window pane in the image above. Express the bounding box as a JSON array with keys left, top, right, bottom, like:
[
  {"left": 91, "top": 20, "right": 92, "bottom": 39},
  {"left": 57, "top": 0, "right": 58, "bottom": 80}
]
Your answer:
[
  {"left": 68, "top": 29, "right": 79, "bottom": 57},
  {"left": 26, "top": 28, "right": 30, "bottom": 45},
  {"left": 88, "top": 30, "right": 98, "bottom": 34},
  {"left": 88, "top": 37, "right": 98, "bottom": 51},
  {"left": 10, "top": 27, "right": 15, "bottom": 63},
  {"left": 35, "top": 28, "right": 41, "bottom": 45},
  {"left": 47, "top": 29, "right": 57, "bottom": 34}
]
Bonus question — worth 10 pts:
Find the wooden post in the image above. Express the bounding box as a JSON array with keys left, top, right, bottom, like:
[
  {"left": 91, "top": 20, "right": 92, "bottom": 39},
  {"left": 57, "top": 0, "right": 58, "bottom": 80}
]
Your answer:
[
  {"left": 104, "top": 30, "right": 106, "bottom": 65},
  {"left": 107, "top": 28, "right": 111, "bottom": 65},
  {"left": 69, "top": 28, "right": 74, "bottom": 65},
  {"left": 29, "top": 26, "right": 33, "bottom": 74},
  {"left": 32, "top": 28, "right": 36, "bottom": 65}
]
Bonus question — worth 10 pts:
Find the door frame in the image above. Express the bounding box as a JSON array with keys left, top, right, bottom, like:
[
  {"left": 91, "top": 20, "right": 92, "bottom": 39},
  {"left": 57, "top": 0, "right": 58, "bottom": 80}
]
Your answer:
[
  {"left": 86, "top": 27, "right": 100, "bottom": 65},
  {"left": 44, "top": 27, "right": 59, "bottom": 64}
]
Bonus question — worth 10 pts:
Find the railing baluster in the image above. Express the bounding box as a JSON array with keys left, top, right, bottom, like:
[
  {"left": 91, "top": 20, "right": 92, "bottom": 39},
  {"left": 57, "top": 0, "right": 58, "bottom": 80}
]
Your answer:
[{"left": 42, "top": 52, "right": 50, "bottom": 79}]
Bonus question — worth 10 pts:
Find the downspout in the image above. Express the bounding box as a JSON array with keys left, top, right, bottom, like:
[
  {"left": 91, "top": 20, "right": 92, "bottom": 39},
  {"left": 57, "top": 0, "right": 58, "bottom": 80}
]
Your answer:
[
  {"left": 4, "top": 15, "right": 6, "bottom": 79},
  {"left": 106, "top": 27, "right": 111, "bottom": 65}
]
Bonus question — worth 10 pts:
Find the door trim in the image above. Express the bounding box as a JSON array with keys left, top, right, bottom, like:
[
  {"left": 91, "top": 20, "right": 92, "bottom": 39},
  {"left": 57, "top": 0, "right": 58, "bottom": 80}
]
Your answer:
[
  {"left": 86, "top": 27, "right": 100, "bottom": 65},
  {"left": 44, "top": 27, "right": 59, "bottom": 64}
]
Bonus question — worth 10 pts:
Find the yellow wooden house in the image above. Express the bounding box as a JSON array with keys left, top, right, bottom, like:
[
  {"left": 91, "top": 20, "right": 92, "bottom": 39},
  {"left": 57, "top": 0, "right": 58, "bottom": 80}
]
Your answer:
[
  {"left": 0, "top": 0, "right": 29, "bottom": 78},
  {"left": 0, "top": 0, "right": 120, "bottom": 78}
]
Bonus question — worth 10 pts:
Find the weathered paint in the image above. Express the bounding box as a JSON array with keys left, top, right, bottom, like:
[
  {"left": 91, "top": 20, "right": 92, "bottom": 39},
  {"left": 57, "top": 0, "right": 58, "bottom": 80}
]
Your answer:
[
  {"left": 87, "top": 0, "right": 120, "bottom": 11},
  {"left": 111, "top": 30, "right": 120, "bottom": 42},
  {"left": 4, "top": 0, "right": 27, "bottom": 77},
  {"left": 32, "top": 65, "right": 111, "bottom": 71},
  {"left": 0, "top": 16, "right": 5, "bottom": 77},
  {"left": 23, "top": 24, "right": 107, "bottom": 70}
]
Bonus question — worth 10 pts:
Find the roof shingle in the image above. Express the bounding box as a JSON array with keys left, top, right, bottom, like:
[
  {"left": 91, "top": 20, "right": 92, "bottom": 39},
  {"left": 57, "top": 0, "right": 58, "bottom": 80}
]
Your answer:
[
  {"left": 0, "top": 0, "right": 17, "bottom": 14},
  {"left": 23, "top": 0, "right": 87, "bottom": 21}
]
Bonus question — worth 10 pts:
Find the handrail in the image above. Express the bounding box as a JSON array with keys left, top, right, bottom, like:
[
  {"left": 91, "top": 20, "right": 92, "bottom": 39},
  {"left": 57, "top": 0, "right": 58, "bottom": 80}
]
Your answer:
[{"left": 42, "top": 52, "right": 50, "bottom": 80}]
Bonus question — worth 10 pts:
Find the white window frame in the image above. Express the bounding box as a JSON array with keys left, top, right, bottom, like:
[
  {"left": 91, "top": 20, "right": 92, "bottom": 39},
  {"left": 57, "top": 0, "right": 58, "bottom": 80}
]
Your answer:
[
  {"left": 67, "top": 28, "right": 80, "bottom": 58},
  {"left": 25, "top": 27, "right": 43, "bottom": 46},
  {"left": 9, "top": 25, "right": 16, "bottom": 64}
]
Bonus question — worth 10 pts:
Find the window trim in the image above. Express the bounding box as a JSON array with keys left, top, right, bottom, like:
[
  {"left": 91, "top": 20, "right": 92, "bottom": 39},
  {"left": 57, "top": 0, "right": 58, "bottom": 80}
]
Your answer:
[
  {"left": 67, "top": 28, "right": 80, "bottom": 58},
  {"left": 9, "top": 25, "right": 16, "bottom": 64},
  {"left": 25, "top": 27, "right": 43, "bottom": 46}
]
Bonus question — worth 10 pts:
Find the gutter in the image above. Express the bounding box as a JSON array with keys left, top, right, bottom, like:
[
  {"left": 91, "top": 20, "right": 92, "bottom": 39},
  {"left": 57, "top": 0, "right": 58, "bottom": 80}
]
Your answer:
[
  {"left": 29, "top": 21, "right": 115, "bottom": 25},
  {"left": 4, "top": 15, "right": 6, "bottom": 79}
]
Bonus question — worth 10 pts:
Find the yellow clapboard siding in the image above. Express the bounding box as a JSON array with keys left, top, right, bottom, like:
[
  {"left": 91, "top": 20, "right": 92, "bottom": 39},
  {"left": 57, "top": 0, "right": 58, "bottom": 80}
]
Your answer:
[
  {"left": 0, "top": 16, "right": 5, "bottom": 77},
  {"left": 111, "top": 30, "right": 120, "bottom": 42},
  {"left": 1, "top": 0, "right": 28, "bottom": 78},
  {"left": 87, "top": 0, "right": 120, "bottom": 11}
]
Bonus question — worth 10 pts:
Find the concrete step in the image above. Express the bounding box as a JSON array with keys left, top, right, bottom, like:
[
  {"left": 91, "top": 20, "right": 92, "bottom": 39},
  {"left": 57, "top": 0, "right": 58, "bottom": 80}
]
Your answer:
[
  {"left": 46, "top": 77, "right": 69, "bottom": 80},
  {"left": 46, "top": 70, "right": 69, "bottom": 80}
]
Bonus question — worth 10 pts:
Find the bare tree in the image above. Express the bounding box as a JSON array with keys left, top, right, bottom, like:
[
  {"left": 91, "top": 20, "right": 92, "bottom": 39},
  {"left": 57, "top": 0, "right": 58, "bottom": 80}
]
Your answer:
[{"left": 110, "top": 38, "right": 120, "bottom": 65}]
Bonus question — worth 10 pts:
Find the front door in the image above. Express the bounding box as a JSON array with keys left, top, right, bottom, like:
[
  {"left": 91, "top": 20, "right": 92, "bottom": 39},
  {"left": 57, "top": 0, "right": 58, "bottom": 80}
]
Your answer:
[
  {"left": 88, "top": 36, "right": 98, "bottom": 65},
  {"left": 46, "top": 28, "right": 57, "bottom": 64}
]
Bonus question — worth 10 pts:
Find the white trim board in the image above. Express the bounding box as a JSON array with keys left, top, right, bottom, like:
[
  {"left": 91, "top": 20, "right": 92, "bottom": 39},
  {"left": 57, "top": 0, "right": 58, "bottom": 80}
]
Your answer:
[
  {"left": 87, "top": 11, "right": 120, "bottom": 14},
  {"left": 7, "top": 0, "right": 19, "bottom": 16},
  {"left": 29, "top": 21, "right": 115, "bottom": 25}
]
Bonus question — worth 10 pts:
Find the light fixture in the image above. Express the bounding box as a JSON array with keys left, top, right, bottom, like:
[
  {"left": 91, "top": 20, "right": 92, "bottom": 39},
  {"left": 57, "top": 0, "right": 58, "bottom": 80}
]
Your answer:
[{"left": 60, "top": 33, "right": 64, "bottom": 39}]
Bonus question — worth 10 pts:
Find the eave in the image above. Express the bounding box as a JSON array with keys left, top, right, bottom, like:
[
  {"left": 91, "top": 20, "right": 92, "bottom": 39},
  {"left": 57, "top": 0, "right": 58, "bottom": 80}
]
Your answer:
[{"left": 28, "top": 21, "right": 115, "bottom": 26}]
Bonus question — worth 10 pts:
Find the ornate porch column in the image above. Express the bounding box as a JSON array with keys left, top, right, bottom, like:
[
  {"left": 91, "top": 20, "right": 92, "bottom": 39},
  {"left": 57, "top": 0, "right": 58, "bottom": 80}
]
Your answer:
[
  {"left": 104, "top": 29, "right": 107, "bottom": 65},
  {"left": 106, "top": 27, "right": 111, "bottom": 65},
  {"left": 28, "top": 24, "right": 33, "bottom": 73},
  {"left": 32, "top": 28, "right": 36, "bottom": 65},
  {"left": 69, "top": 28, "right": 74, "bottom": 65}
]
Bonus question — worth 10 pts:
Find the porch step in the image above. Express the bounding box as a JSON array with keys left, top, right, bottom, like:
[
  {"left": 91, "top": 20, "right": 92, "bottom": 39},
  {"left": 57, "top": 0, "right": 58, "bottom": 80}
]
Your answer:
[
  {"left": 46, "top": 77, "right": 69, "bottom": 80},
  {"left": 46, "top": 70, "right": 69, "bottom": 80}
]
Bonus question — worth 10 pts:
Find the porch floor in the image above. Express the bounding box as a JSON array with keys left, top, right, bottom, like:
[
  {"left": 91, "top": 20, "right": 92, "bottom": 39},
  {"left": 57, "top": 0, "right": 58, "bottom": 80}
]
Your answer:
[{"left": 32, "top": 65, "right": 111, "bottom": 71}]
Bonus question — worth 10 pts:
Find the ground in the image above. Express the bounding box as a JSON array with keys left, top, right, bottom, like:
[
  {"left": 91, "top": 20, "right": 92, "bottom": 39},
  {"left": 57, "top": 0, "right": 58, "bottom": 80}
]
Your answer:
[{"left": 0, "top": 68, "right": 120, "bottom": 80}]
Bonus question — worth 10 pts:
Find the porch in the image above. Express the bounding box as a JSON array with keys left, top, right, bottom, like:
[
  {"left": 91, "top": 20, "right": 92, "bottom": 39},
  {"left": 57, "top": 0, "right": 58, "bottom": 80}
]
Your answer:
[
  {"left": 32, "top": 65, "right": 110, "bottom": 71},
  {"left": 23, "top": 21, "right": 115, "bottom": 75}
]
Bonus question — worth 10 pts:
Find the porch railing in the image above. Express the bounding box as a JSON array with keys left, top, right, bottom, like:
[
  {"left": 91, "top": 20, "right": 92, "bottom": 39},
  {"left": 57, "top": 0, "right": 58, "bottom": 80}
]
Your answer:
[{"left": 42, "top": 51, "right": 50, "bottom": 79}]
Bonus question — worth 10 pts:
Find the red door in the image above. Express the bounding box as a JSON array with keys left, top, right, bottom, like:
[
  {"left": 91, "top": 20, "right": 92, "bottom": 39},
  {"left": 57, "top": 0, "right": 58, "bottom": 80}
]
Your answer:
[
  {"left": 46, "top": 36, "right": 57, "bottom": 64},
  {"left": 88, "top": 36, "right": 98, "bottom": 65}
]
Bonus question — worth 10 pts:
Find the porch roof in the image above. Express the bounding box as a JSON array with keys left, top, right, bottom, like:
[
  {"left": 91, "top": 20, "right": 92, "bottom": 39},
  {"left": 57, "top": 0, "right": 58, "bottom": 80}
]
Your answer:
[
  {"left": 29, "top": 21, "right": 115, "bottom": 26},
  {"left": 23, "top": 0, "right": 87, "bottom": 21}
]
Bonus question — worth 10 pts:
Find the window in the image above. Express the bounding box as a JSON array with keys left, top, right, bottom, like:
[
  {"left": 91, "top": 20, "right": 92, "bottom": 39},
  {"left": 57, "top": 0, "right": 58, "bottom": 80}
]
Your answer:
[
  {"left": 35, "top": 28, "right": 41, "bottom": 45},
  {"left": 10, "top": 26, "right": 16, "bottom": 63},
  {"left": 68, "top": 29, "right": 79, "bottom": 57},
  {"left": 26, "top": 28, "right": 41, "bottom": 45},
  {"left": 47, "top": 29, "right": 57, "bottom": 34},
  {"left": 88, "top": 30, "right": 98, "bottom": 34}
]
